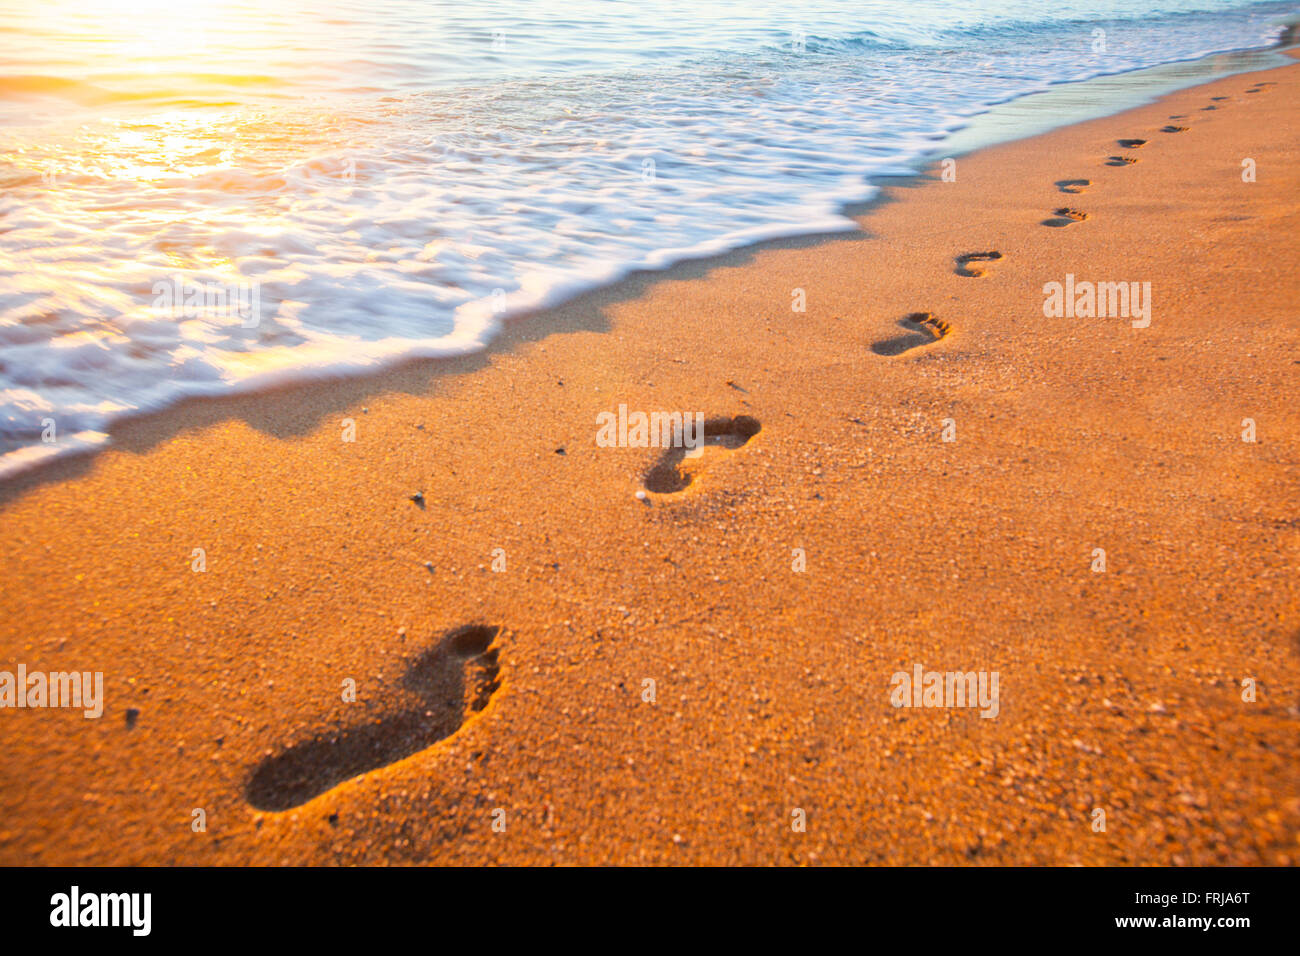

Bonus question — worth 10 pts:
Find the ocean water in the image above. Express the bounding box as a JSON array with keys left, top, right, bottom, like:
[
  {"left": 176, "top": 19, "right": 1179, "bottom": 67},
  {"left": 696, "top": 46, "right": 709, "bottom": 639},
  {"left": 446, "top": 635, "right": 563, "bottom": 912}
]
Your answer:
[{"left": 0, "top": 0, "right": 1295, "bottom": 475}]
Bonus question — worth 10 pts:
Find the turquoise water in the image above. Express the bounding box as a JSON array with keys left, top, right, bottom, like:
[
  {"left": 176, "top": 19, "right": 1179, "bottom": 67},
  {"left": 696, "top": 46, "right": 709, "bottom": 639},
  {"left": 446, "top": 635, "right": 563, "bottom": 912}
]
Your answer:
[{"left": 0, "top": 0, "right": 1294, "bottom": 474}]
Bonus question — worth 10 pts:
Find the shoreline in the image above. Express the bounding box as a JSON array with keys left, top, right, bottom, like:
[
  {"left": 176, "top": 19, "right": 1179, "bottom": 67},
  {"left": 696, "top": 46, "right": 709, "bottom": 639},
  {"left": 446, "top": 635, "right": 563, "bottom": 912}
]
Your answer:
[
  {"left": 2, "top": 35, "right": 1298, "bottom": 495},
  {"left": 1, "top": 54, "right": 1297, "bottom": 865}
]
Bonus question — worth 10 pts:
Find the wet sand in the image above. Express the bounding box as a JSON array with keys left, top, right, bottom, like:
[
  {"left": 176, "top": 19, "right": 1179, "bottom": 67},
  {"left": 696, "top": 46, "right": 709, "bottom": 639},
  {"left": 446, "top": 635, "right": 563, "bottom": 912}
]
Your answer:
[{"left": 0, "top": 62, "right": 1297, "bottom": 865}]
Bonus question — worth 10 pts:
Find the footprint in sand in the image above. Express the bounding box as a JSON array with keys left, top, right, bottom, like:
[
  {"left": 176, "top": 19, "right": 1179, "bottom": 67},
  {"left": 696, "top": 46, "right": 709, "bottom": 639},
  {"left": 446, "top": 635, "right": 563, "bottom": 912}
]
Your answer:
[
  {"left": 1245, "top": 82, "right": 1275, "bottom": 94},
  {"left": 1106, "top": 155, "right": 1139, "bottom": 166},
  {"left": 1056, "top": 179, "right": 1091, "bottom": 194},
  {"left": 1211, "top": 96, "right": 1230, "bottom": 101},
  {"left": 1117, "top": 138, "right": 1147, "bottom": 149},
  {"left": 955, "top": 251, "right": 1002, "bottom": 278},
  {"left": 1161, "top": 125, "right": 1190, "bottom": 133},
  {"left": 870, "top": 312, "right": 951, "bottom": 357},
  {"left": 1043, "top": 207, "right": 1088, "bottom": 228},
  {"left": 643, "top": 415, "right": 761, "bottom": 494},
  {"left": 246, "top": 624, "right": 503, "bottom": 811}
]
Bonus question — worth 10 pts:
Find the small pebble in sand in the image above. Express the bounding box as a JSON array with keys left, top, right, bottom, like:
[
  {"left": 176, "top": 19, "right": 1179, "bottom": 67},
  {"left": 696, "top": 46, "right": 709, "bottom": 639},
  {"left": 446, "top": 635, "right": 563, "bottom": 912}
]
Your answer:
[
  {"left": 635, "top": 490, "right": 648, "bottom": 503},
  {"left": 398, "top": 627, "right": 407, "bottom": 638},
  {"left": 410, "top": 492, "right": 424, "bottom": 504},
  {"left": 125, "top": 708, "right": 140, "bottom": 729},
  {"left": 423, "top": 561, "right": 434, "bottom": 572}
]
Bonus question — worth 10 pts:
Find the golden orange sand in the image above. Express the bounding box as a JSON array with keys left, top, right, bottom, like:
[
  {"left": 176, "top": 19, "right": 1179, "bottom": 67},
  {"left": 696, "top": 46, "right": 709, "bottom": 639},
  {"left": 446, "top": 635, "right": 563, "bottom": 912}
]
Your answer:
[{"left": 0, "top": 63, "right": 1297, "bottom": 865}]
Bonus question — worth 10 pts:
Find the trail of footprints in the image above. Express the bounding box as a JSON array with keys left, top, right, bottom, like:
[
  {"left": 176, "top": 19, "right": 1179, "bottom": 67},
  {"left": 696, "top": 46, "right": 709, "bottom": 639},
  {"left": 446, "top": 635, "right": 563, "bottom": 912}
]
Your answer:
[
  {"left": 875, "top": 68, "right": 1271, "bottom": 355},
  {"left": 242, "top": 78, "right": 1266, "bottom": 813},
  {"left": 247, "top": 411, "right": 762, "bottom": 812},
  {"left": 873, "top": 91, "right": 1230, "bottom": 354},
  {"left": 248, "top": 415, "right": 767, "bottom": 811},
  {"left": 644, "top": 89, "right": 1238, "bottom": 483}
]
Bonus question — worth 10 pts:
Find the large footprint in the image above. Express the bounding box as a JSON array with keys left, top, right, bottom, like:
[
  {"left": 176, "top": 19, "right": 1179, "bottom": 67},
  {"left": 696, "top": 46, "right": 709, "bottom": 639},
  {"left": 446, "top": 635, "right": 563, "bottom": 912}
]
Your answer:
[
  {"left": 870, "top": 312, "right": 951, "bottom": 357},
  {"left": 1043, "top": 207, "right": 1088, "bottom": 227},
  {"left": 642, "top": 415, "right": 760, "bottom": 494},
  {"left": 1056, "top": 179, "right": 1091, "bottom": 194},
  {"left": 955, "top": 251, "right": 1003, "bottom": 278},
  {"left": 246, "top": 624, "right": 503, "bottom": 811}
]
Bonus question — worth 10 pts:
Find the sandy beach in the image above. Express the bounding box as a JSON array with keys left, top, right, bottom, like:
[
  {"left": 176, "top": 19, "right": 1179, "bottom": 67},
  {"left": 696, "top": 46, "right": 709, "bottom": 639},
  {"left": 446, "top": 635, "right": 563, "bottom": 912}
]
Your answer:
[{"left": 1, "top": 60, "right": 1297, "bottom": 866}]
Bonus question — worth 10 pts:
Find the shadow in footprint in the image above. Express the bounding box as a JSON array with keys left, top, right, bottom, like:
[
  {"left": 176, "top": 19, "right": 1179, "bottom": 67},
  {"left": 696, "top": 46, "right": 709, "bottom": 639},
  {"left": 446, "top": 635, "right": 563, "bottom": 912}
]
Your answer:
[
  {"left": 1043, "top": 208, "right": 1088, "bottom": 227},
  {"left": 246, "top": 624, "right": 502, "bottom": 811},
  {"left": 1117, "top": 138, "right": 1147, "bottom": 149},
  {"left": 643, "top": 415, "right": 761, "bottom": 494},
  {"left": 955, "top": 251, "right": 1002, "bottom": 277},
  {"left": 1056, "top": 179, "right": 1091, "bottom": 194},
  {"left": 1161, "top": 125, "right": 1189, "bottom": 133},
  {"left": 871, "top": 312, "right": 950, "bottom": 357}
]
